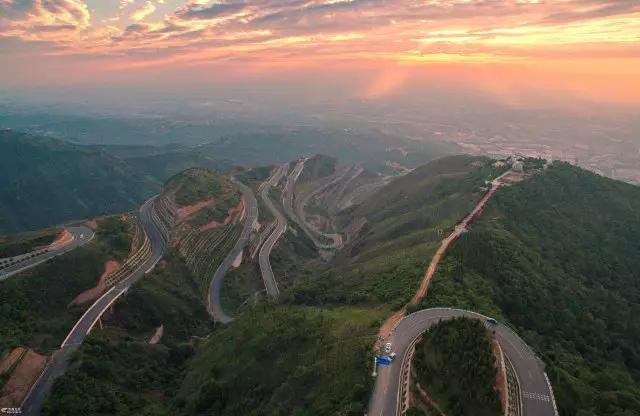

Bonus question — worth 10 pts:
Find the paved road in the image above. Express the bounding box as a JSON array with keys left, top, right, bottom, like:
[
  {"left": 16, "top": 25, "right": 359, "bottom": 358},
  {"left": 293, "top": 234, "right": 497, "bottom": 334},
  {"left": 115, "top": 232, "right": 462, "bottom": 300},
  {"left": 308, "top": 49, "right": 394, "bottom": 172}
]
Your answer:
[
  {"left": 0, "top": 226, "right": 95, "bottom": 281},
  {"left": 282, "top": 159, "right": 305, "bottom": 224},
  {"left": 369, "top": 308, "right": 557, "bottom": 416},
  {"left": 294, "top": 168, "right": 345, "bottom": 249},
  {"left": 282, "top": 159, "right": 342, "bottom": 250},
  {"left": 21, "top": 196, "right": 169, "bottom": 416},
  {"left": 207, "top": 179, "right": 258, "bottom": 324},
  {"left": 258, "top": 165, "right": 287, "bottom": 299}
]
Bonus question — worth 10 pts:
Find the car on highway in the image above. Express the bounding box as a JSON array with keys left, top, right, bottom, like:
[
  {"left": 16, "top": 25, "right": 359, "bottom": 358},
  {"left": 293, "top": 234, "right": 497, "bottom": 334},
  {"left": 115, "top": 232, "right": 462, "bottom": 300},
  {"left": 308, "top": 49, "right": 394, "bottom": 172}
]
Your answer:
[
  {"left": 486, "top": 318, "right": 498, "bottom": 325},
  {"left": 384, "top": 342, "right": 392, "bottom": 354}
]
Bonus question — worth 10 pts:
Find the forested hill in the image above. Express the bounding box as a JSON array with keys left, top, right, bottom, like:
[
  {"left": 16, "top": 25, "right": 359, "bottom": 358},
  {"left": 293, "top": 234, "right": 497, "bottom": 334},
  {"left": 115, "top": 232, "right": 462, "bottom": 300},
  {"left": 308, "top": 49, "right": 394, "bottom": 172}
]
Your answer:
[
  {"left": 0, "top": 130, "right": 160, "bottom": 233},
  {"left": 422, "top": 162, "right": 640, "bottom": 415}
]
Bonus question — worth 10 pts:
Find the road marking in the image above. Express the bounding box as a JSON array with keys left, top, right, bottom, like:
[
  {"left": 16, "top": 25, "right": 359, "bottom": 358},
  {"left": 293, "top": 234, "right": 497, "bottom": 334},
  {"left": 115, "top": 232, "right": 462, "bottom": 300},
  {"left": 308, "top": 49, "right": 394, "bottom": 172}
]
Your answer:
[{"left": 523, "top": 391, "right": 551, "bottom": 402}]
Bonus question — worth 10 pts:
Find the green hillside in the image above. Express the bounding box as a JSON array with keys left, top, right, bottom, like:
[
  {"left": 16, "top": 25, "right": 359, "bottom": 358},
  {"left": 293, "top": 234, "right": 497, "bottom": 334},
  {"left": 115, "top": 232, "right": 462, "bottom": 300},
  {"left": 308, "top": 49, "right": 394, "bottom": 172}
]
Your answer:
[
  {"left": 292, "top": 155, "right": 501, "bottom": 306},
  {"left": 0, "top": 130, "right": 160, "bottom": 233},
  {"left": 0, "top": 216, "right": 133, "bottom": 355},
  {"left": 421, "top": 162, "right": 640, "bottom": 415},
  {"left": 411, "top": 318, "right": 501, "bottom": 416}
]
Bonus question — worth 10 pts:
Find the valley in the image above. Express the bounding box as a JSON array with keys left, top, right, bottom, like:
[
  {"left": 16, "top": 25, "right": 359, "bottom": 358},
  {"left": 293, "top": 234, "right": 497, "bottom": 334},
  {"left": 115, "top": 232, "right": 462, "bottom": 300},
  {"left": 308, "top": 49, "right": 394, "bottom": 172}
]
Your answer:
[{"left": 0, "top": 147, "right": 638, "bottom": 416}]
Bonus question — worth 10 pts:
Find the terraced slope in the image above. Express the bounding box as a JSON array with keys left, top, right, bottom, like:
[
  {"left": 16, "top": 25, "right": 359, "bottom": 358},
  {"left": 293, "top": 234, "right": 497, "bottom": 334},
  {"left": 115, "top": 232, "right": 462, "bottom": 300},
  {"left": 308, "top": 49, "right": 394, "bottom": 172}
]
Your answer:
[{"left": 157, "top": 168, "right": 245, "bottom": 294}]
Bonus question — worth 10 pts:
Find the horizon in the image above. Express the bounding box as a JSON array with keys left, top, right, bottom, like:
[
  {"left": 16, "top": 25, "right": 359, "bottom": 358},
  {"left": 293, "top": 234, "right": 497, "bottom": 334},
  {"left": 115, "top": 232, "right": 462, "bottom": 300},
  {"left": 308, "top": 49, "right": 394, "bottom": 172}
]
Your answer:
[{"left": 1, "top": 0, "right": 639, "bottom": 109}]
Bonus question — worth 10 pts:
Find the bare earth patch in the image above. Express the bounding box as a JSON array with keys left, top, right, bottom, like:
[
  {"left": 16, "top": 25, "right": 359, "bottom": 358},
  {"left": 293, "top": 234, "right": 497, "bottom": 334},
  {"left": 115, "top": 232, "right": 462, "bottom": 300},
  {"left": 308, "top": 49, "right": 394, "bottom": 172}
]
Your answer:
[
  {"left": 0, "top": 348, "right": 26, "bottom": 375},
  {"left": 148, "top": 325, "right": 164, "bottom": 345},
  {"left": 69, "top": 260, "right": 120, "bottom": 306},
  {"left": 0, "top": 349, "right": 47, "bottom": 407},
  {"left": 47, "top": 229, "right": 73, "bottom": 250},
  {"left": 176, "top": 198, "right": 215, "bottom": 222},
  {"left": 199, "top": 200, "right": 244, "bottom": 232}
]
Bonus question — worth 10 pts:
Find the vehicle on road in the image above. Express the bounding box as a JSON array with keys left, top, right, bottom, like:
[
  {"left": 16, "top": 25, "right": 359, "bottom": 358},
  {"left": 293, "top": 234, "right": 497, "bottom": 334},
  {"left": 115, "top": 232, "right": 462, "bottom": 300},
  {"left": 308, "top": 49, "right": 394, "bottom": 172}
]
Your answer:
[
  {"left": 486, "top": 318, "right": 498, "bottom": 325},
  {"left": 389, "top": 352, "right": 397, "bottom": 361},
  {"left": 384, "top": 342, "right": 392, "bottom": 354}
]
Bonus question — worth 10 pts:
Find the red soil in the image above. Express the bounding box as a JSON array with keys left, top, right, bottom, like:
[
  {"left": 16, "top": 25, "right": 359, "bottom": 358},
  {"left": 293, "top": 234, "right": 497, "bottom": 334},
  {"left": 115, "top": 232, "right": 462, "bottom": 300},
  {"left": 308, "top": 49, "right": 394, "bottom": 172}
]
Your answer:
[
  {"left": 0, "top": 349, "right": 47, "bottom": 407},
  {"left": 198, "top": 200, "right": 244, "bottom": 232},
  {"left": 48, "top": 229, "right": 74, "bottom": 250},
  {"left": 69, "top": 260, "right": 120, "bottom": 306},
  {"left": 0, "top": 348, "right": 26, "bottom": 375},
  {"left": 176, "top": 198, "right": 215, "bottom": 222}
]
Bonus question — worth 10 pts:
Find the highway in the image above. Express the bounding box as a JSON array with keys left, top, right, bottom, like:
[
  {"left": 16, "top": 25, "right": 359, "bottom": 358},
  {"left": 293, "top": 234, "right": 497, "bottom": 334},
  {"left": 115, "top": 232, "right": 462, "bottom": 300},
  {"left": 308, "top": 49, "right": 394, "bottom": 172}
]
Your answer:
[
  {"left": 257, "top": 164, "right": 288, "bottom": 299},
  {"left": 369, "top": 308, "right": 557, "bottom": 416},
  {"left": 0, "top": 226, "right": 95, "bottom": 281},
  {"left": 21, "top": 196, "right": 169, "bottom": 416},
  {"left": 207, "top": 179, "right": 258, "bottom": 324}
]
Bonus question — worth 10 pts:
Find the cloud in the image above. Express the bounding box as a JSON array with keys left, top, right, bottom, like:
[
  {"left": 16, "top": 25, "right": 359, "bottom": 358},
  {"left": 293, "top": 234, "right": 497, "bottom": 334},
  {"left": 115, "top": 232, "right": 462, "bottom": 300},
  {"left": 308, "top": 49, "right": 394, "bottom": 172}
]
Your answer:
[
  {"left": 0, "top": 0, "right": 90, "bottom": 39},
  {"left": 174, "top": 1, "right": 247, "bottom": 20},
  {"left": 2, "top": 0, "right": 640, "bottom": 79},
  {"left": 541, "top": 0, "right": 640, "bottom": 24},
  {"left": 130, "top": 1, "right": 156, "bottom": 22}
]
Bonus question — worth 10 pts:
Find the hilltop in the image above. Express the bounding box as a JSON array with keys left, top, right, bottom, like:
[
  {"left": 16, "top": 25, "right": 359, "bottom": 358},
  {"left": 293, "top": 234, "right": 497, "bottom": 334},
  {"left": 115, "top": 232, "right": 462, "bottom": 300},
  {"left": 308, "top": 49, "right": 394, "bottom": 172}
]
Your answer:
[
  {"left": 421, "top": 162, "right": 640, "bottom": 415},
  {"left": 155, "top": 168, "right": 245, "bottom": 293}
]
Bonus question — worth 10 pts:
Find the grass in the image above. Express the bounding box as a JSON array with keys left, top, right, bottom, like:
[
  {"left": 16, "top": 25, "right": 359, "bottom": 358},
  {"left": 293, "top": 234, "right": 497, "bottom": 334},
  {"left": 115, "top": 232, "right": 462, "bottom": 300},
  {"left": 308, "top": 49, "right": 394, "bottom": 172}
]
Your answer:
[
  {"left": 176, "top": 304, "right": 387, "bottom": 416},
  {"left": 219, "top": 262, "right": 263, "bottom": 315},
  {"left": 0, "top": 227, "right": 61, "bottom": 258},
  {"left": 0, "top": 215, "right": 133, "bottom": 355},
  {"left": 172, "top": 169, "right": 225, "bottom": 206}
]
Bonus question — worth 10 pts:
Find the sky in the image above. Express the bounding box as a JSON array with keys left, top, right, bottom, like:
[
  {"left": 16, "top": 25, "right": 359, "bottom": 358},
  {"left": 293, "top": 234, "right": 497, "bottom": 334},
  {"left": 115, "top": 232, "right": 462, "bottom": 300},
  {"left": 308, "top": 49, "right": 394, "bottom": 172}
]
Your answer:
[{"left": 1, "top": 0, "right": 639, "bottom": 107}]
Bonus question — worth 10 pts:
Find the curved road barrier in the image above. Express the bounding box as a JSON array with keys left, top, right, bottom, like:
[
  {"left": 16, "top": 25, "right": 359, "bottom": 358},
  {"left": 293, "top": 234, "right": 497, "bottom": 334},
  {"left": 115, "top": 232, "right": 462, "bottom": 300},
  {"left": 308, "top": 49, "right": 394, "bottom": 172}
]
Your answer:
[
  {"left": 21, "top": 196, "right": 169, "bottom": 416},
  {"left": 369, "top": 308, "right": 557, "bottom": 416},
  {"left": 207, "top": 179, "right": 258, "bottom": 324},
  {"left": 0, "top": 226, "right": 95, "bottom": 281}
]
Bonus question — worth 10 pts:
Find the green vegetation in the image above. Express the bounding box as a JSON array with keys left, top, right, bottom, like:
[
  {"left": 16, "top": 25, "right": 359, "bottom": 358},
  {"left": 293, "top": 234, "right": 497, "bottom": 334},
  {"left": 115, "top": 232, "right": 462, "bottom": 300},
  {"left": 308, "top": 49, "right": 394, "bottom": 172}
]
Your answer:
[
  {"left": 298, "top": 154, "right": 337, "bottom": 183},
  {"left": 43, "top": 252, "right": 208, "bottom": 416},
  {"left": 219, "top": 262, "right": 262, "bottom": 315},
  {"left": 235, "top": 166, "right": 274, "bottom": 189},
  {"left": 0, "top": 216, "right": 132, "bottom": 354},
  {"left": 110, "top": 251, "right": 213, "bottom": 342},
  {"left": 421, "top": 162, "right": 640, "bottom": 416},
  {"left": 165, "top": 168, "right": 241, "bottom": 226},
  {"left": 30, "top": 153, "right": 640, "bottom": 416},
  {"left": 413, "top": 318, "right": 501, "bottom": 416},
  {"left": 0, "top": 227, "right": 60, "bottom": 258},
  {"left": 176, "top": 305, "right": 384, "bottom": 416},
  {"left": 0, "top": 130, "right": 160, "bottom": 233},
  {"left": 43, "top": 330, "right": 193, "bottom": 416},
  {"left": 292, "top": 155, "right": 493, "bottom": 306},
  {"left": 167, "top": 168, "right": 226, "bottom": 206}
]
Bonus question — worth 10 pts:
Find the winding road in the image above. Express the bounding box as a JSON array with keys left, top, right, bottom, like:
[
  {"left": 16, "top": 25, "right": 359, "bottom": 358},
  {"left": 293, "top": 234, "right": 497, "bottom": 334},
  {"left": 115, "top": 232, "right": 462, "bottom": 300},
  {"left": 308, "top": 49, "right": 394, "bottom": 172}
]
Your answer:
[
  {"left": 257, "top": 165, "right": 288, "bottom": 299},
  {"left": 21, "top": 195, "right": 169, "bottom": 416},
  {"left": 369, "top": 308, "right": 557, "bottom": 416},
  {"left": 283, "top": 159, "right": 342, "bottom": 250},
  {"left": 0, "top": 226, "right": 95, "bottom": 281},
  {"left": 207, "top": 179, "right": 258, "bottom": 324}
]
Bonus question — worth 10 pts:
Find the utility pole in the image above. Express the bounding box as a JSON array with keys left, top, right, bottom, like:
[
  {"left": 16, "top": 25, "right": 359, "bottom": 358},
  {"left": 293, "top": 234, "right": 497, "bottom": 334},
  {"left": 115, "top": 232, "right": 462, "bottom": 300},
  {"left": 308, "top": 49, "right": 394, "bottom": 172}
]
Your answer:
[{"left": 372, "top": 356, "right": 377, "bottom": 377}]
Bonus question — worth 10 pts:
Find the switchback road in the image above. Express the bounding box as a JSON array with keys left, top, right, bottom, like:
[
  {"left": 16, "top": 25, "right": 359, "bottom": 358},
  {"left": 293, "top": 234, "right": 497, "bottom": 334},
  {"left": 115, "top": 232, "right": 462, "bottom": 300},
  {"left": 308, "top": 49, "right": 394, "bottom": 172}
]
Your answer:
[
  {"left": 207, "top": 179, "right": 258, "bottom": 324},
  {"left": 258, "top": 165, "right": 287, "bottom": 299},
  {"left": 369, "top": 308, "right": 557, "bottom": 416},
  {"left": 21, "top": 196, "right": 169, "bottom": 416}
]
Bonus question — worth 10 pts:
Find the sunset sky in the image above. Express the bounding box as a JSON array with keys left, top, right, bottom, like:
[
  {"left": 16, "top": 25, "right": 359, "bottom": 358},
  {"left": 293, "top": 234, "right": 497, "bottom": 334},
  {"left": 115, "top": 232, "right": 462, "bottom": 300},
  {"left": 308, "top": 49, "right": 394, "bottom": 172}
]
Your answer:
[{"left": 1, "top": 0, "right": 639, "bottom": 106}]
